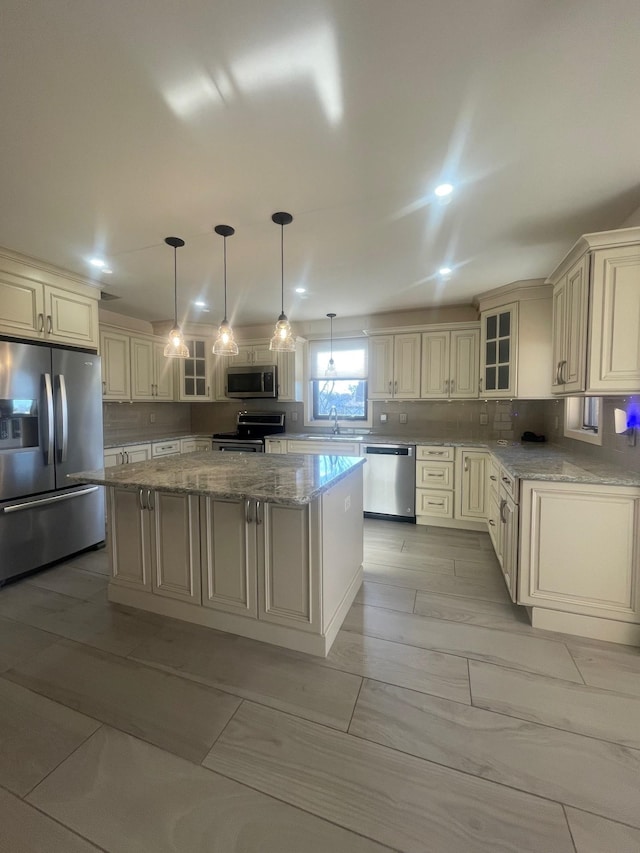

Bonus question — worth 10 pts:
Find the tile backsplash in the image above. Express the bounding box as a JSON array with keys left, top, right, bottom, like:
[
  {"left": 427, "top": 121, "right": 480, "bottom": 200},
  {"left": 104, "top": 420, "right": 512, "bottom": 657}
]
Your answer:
[{"left": 103, "top": 402, "right": 191, "bottom": 444}]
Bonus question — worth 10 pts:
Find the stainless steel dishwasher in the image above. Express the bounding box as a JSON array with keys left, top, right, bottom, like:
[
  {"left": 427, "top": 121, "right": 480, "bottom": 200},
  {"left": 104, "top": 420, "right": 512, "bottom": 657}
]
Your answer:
[{"left": 362, "top": 443, "right": 416, "bottom": 521}]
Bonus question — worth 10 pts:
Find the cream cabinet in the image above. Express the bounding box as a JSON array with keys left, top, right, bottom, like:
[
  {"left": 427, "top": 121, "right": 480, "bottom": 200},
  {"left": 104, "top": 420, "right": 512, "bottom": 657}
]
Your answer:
[
  {"left": 518, "top": 480, "right": 640, "bottom": 641},
  {"left": 286, "top": 439, "right": 361, "bottom": 456},
  {"left": 100, "top": 328, "right": 131, "bottom": 400},
  {"left": 179, "top": 337, "right": 213, "bottom": 401},
  {"left": 151, "top": 439, "right": 181, "bottom": 457},
  {"left": 0, "top": 259, "right": 99, "bottom": 349},
  {"left": 180, "top": 437, "right": 212, "bottom": 453},
  {"left": 368, "top": 333, "right": 421, "bottom": 400},
  {"left": 547, "top": 227, "right": 640, "bottom": 395},
  {"left": 477, "top": 283, "right": 553, "bottom": 399},
  {"left": 455, "top": 449, "right": 489, "bottom": 521},
  {"left": 108, "top": 486, "right": 202, "bottom": 604},
  {"left": 234, "top": 342, "right": 275, "bottom": 366},
  {"left": 265, "top": 438, "right": 287, "bottom": 454},
  {"left": 130, "top": 336, "right": 175, "bottom": 401},
  {"left": 416, "top": 456, "right": 454, "bottom": 519},
  {"left": 104, "top": 443, "right": 152, "bottom": 467},
  {"left": 420, "top": 328, "right": 479, "bottom": 399}
]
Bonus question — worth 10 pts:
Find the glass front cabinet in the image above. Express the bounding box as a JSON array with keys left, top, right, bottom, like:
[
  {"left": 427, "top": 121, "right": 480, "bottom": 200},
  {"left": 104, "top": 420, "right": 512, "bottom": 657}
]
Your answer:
[
  {"left": 480, "top": 302, "right": 518, "bottom": 397},
  {"left": 179, "top": 338, "right": 213, "bottom": 401}
]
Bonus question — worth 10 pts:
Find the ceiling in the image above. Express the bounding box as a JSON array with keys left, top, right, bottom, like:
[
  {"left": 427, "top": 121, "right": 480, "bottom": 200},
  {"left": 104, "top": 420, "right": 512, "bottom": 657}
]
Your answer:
[{"left": 1, "top": 0, "right": 639, "bottom": 330}]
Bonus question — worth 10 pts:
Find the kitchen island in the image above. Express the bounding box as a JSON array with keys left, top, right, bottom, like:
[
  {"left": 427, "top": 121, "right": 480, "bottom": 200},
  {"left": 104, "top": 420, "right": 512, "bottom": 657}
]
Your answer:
[{"left": 70, "top": 452, "right": 365, "bottom": 656}]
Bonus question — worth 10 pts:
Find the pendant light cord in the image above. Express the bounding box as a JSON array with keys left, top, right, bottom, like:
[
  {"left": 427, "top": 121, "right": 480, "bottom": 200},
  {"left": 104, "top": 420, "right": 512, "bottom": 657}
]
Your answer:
[
  {"left": 280, "top": 222, "right": 285, "bottom": 315},
  {"left": 223, "top": 236, "right": 228, "bottom": 322},
  {"left": 173, "top": 247, "right": 178, "bottom": 326}
]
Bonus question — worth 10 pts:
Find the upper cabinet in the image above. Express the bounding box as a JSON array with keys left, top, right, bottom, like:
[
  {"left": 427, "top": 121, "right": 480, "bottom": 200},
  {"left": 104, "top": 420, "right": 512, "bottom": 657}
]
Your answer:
[
  {"left": 476, "top": 282, "right": 553, "bottom": 399},
  {"left": 547, "top": 227, "right": 640, "bottom": 395},
  {"left": 0, "top": 249, "right": 99, "bottom": 349},
  {"left": 369, "top": 333, "right": 421, "bottom": 400},
  {"left": 100, "top": 329, "right": 131, "bottom": 400},
  {"left": 179, "top": 337, "right": 213, "bottom": 401},
  {"left": 234, "top": 343, "right": 276, "bottom": 366},
  {"left": 421, "top": 326, "right": 479, "bottom": 399},
  {"left": 130, "top": 337, "right": 175, "bottom": 401}
]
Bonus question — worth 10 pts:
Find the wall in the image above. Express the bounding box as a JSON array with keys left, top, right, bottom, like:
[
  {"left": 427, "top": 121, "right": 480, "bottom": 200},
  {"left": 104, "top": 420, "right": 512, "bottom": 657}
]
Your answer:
[
  {"left": 190, "top": 398, "right": 549, "bottom": 443},
  {"left": 103, "top": 401, "right": 191, "bottom": 445},
  {"left": 542, "top": 396, "right": 640, "bottom": 472}
]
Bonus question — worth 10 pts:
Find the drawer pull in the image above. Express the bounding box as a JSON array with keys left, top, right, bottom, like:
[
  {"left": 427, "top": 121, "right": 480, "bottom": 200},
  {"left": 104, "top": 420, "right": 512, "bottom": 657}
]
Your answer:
[
  {"left": 427, "top": 472, "right": 444, "bottom": 477},
  {"left": 427, "top": 500, "right": 444, "bottom": 506},
  {"left": 501, "top": 476, "right": 511, "bottom": 484},
  {"left": 427, "top": 450, "right": 445, "bottom": 456},
  {"left": 488, "top": 519, "right": 496, "bottom": 527},
  {"left": 489, "top": 475, "right": 497, "bottom": 481}
]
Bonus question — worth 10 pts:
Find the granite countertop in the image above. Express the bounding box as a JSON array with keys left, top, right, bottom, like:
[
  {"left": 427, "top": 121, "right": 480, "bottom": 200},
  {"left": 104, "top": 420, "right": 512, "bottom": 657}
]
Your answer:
[
  {"left": 276, "top": 433, "right": 490, "bottom": 447},
  {"left": 104, "top": 434, "right": 210, "bottom": 449},
  {"left": 491, "top": 444, "right": 640, "bottom": 487},
  {"left": 69, "top": 451, "right": 366, "bottom": 506}
]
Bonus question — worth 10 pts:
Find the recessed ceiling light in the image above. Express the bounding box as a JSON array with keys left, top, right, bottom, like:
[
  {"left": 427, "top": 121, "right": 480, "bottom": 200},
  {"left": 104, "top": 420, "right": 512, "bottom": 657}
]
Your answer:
[
  {"left": 89, "top": 258, "right": 107, "bottom": 268},
  {"left": 102, "top": 268, "right": 113, "bottom": 275},
  {"left": 438, "top": 266, "right": 452, "bottom": 277},
  {"left": 295, "top": 287, "right": 306, "bottom": 293},
  {"left": 434, "top": 183, "right": 454, "bottom": 198},
  {"left": 194, "top": 300, "right": 207, "bottom": 307}
]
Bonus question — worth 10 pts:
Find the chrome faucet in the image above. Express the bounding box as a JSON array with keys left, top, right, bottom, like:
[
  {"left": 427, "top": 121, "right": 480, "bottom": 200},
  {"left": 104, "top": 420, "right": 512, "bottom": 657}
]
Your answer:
[{"left": 329, "top": 405, "right": 340, "bottom": 434}]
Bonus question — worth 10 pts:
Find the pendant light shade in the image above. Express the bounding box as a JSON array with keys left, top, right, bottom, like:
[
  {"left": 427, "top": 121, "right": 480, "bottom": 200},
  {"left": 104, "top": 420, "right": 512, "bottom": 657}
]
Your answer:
[
  {"left": 212, "top": 224, "right": 239, "bottom": 356},
  {"left": 325, "top": 312, "right": 337, "bottom": 377},
  {"left": 163, "top": 236, "right": 190, "bottom": 359},
  {"left": 269, "top": 211, "right": 296, "bottom": 352}
]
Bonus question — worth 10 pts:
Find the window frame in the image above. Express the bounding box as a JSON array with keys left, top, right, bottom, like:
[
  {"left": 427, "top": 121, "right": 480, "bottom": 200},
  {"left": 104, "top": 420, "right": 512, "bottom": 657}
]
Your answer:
[
  {"left": 304, "top": 337, "right": 372, "bottom": 429},
  {"left": 564, "top": 396, "right": 602, "bottom": 446}
]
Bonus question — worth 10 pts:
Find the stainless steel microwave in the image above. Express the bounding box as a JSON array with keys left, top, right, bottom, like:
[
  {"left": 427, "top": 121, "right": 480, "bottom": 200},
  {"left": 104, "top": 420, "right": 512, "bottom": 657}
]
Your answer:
[{"left": 226, "top": 365, "right": 278, "bottom": 398}]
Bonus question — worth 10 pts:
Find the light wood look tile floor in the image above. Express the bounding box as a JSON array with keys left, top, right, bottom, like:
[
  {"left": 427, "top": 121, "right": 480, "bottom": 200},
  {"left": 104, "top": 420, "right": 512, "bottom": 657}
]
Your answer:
[{"left": 1, "top": 518, "right": 640, "bottom": 852}]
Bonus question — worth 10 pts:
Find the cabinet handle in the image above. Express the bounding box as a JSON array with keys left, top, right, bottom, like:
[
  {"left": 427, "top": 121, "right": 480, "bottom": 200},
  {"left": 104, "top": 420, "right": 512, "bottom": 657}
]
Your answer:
[
  {"left": 464, "top": 458, "right": 469, "bottom": 472},
  {"left": 450, "top": 379, "right": 455, "bottom": 393},
  {"left": 558, "top": 360, "right": 567, "bottom": 384},
  {"left": 102, "top": 380, "right": 106, "bottom": 394},
  {"left": 478, "top": 377, "right": 483, "bottom": 393},
  {"left": 489, "top": 475, "right": 497, "bottom": 481},
  {"left": 123, "top": 451, "right": 129, "bottom": 464},
  {"left": 427, "top": 472, "right": 443, "bottom": 478},
  {"left": 444, "top": 379, "right": 450, "bottom": 393},
  {"left": 46, "top": 315, "right": 53, "bottom": 334},
  {"left": 37, "top": 313, "right": 45, "bottom": 332},
  {"left": 488, "top": 519, "right": 496, "bottom": 527},
  {"left": 501, "top": 476, "right": 510, "bottom": 484},
  {"left": 427, "top": 500, "right": 444, "bottom": 506},
  {"left": 207, "top": 385, "right": 210, "bottom": 397},
  {"left": 255, "top": 500, "right": 262, "bottom": 525},
  {"left": 427, "top": 450, "right": 445, "bottom": 456},
  {"left": 555, "top": 361, "right": 562, "bottom": 385},
  {"left": 245, "top": 499, "right": 253, "bottom": 524},
  {"left": 147, "top": 489, "right": 154, "bottom": 511},
  {"left": 499, "top": 498, "right": 507, "bottom": 524},
  {"left": 388, "top": 380, "right": 392, "bottom": 394},
  {"left": 394, "top": 380, "right": 398, "bottom": 394},
  {"left": 139, "top": 489, "right": 147, "bottom": 510}
]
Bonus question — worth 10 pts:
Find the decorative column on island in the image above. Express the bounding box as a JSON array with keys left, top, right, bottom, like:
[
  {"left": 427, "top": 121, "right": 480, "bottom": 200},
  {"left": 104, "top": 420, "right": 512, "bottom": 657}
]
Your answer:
[{"left": 69, "top": 452, "right": 365, "bottom": 656}]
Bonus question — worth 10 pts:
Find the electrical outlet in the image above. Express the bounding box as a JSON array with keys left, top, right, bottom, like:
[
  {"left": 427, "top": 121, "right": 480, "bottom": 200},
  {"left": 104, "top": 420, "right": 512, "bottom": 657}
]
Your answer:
[
  {"left": 149, "top": 413, "right": 156, "bottom": 423},
  {"left": 399, "top": 413, "right": 408, "bottom": 424},
  {"left": 479, "top": 413, "right": 488, "bottom": 425},
  {"left": 380, "top": 413, "right": 388, "bottom": 423},
  {"left": 344, "top": 495, "right": 351, "bottom": 511},
  {"left": 290, "top": 411, "right": 298, "bottom": 422}
]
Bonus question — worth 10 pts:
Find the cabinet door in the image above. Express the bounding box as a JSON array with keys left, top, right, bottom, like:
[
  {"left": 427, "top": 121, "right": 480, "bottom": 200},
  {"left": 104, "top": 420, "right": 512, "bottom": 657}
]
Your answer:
[
  {"left": 130, "top": 337, "right": 155, "bottom": 399},
  {"left": 200, "top": 498, "right": 257, "bottom": 617},
  {"left": 265, "top": 439, "right": 286, "bottom": 454},
  {"left": 588, "top": 245, "right": 640, "bottom": 393},
  {"left": 150, "top": 492, "right": 201, "bottom": 604},
  {"left": 104, "top": 448, "right": 123, "bottom": 468},
  {"left": 253, "top": 344, "right": 276, "bottom": 365},
  {"left": 180, "top": 338, "right": 212, "bottom": 400},
  {"left": 562, "top": 257, "right": 589, "bottom": 393},
  {"left": 500, "top": 496, "right": 518, "bottom": 602},
  {"left": 258, "top": 501, "right": 317, "bottom": 630},
  {"left": 100, "top": 329, "right": 131, "bottom": 400},
  {"left": 450, "top": 329, "right": 479, "bottom": 398},
  {"left": 276, "top": 349, "right": 301, "bottom": 401},
  {"left": 518, "top": 481, "right": 640, "bottom": 620},
  {"left": 108, "top": 487, "right": 152, "bottom": 591},
  {"left": 394, "top": 333, "right": 421, "bottom": 398},
  {"left": 420, "top": 332, "right": 449, "bottom": 398},
  {"left": 0, "top": 272, "right": 44, "bottom": 339},
  {"left": 551, "top": 280, "right": 566, "bottom": 392},
  {"left": 487, "top": 490, "right": 501, "bottom": 558},
  {"left": 126, "top": 444, "right": 152, "bottom": 464},
  {"left": 368, "top": 336, "right": 394, "bottom": 399},
  {"left": 45, "top": 286, "right": 98, "bottom": 349},
  {"left": 456, "top": 450, "right": 489, "bottom": 520},
  {"left": 234, "top": 345, "right": 255, "bottom": 366},
  {"left": 480, "top": 304, "right": 517, "bottom": 397},
  {"left": 153, "top": 342, "right": 175, "bottom": 400}
]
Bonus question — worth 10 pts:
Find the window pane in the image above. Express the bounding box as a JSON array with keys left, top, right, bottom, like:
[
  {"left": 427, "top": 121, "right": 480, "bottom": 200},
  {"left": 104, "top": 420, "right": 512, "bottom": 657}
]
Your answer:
[
  {"left": 498, "top": 365, "right": 510, "bottom": 389},
  {"left": 485, "top": 367, "right": 496, "bottom": 390},
  {"left": 196, "top": 378, "right": 206, "bottom": 396},
  {"left": 499, "top": 312, "right": 510, "bottom": 336},
  {"left": 309, "top": 338, "right": 368, "bottom": 379},
  {"left": 185, "top": 378, "right": 194, "bottom": 395},
  {"left": 486, "top": 315, "right": 497, "bottom": 340},
  {"left": 195, "top": 341, "right": 205, "bottom": 358},
  {"left": 196, "top": 361, "right": 205, "bottom": 377},
  {"left": 498, "top": 339, "right": 510, "bottom": 363},
  {"left": 312, "top": 380, "right": 367, "bottom": 419},
  {"left": 485, "top": 341, "right": 496, "bottom": 366}
]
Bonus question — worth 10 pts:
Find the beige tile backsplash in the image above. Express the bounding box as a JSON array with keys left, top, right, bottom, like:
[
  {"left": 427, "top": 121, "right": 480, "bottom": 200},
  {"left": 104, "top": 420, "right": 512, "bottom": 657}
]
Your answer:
[{"left": 103, "top": 402, "right": 191, "bottom": 445}]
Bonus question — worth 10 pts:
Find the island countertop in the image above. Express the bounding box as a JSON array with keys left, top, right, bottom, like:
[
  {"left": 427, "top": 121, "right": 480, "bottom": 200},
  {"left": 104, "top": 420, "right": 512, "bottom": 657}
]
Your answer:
[{"left": 68, "top": 451, "right": 365, "bottom": 506}]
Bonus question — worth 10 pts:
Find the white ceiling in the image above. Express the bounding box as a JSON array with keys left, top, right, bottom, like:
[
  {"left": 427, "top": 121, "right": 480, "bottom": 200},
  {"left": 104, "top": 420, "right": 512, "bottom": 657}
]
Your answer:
[{"left": 1, "top": 0, "right": 639, "bottom": 330}]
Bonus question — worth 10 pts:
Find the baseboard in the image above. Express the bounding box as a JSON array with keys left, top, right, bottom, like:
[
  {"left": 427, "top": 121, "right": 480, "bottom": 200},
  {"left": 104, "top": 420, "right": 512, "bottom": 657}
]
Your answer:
[
  {"left": 416, "top": 515, "right": 487, "bottom": 532},
  {"left": 530, "top": 606, "right": 640, "bottom": 646}
]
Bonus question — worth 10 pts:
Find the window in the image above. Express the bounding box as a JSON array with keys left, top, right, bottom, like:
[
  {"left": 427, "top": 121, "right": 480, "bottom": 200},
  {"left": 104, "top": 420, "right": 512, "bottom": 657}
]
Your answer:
[
  {"left": 308, "top": 338, "right": 368, "bottom": 422},
  {"left": 564, "top": 396, "right": 602, "bottom": 445}
]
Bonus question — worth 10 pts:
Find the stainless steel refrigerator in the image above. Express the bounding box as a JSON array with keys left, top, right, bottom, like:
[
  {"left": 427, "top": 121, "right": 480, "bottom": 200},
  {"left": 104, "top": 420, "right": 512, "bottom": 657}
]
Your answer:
[{"left": 0, "top": 340, "right": 105, "bottom": 584}]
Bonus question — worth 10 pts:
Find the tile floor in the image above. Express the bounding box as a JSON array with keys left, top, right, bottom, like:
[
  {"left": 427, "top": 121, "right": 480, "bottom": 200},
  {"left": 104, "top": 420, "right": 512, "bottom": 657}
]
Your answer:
[{"left": 1, "top": 519, "right": 639, "bottom": 852}]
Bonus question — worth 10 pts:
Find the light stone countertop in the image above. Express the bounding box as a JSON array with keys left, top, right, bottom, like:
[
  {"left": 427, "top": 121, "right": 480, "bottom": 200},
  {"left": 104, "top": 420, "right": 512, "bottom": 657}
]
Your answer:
[
  {"left": 104, "top": 434, "right": 210, "bottom": 449},
  {"left": 69, "top": 451, "right": 366, "bottom": 506}
]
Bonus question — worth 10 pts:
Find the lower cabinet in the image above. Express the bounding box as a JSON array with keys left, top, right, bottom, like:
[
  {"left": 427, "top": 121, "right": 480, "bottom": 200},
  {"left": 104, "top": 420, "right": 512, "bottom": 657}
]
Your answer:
[
  {"left": 455, "top": 449, "right": 489, "bottom": 521},
  {"left": 518, "top": 481, "right": 640, "bottom": 634},
  {"left": 109, "top": 487, "right": 201, "bottom": 604},
  {"left": 180, "top": 437, "right": 212, "bottom": 453},
  {"left": 104, "top": 443, "right": 151, "bottom": 467},
  {"left": 416, "top": 445, "right": 488, "bottom": 529}
]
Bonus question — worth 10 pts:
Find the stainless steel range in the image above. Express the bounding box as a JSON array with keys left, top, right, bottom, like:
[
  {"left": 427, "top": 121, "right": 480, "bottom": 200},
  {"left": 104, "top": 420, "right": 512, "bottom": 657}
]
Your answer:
[{"left": 212, "top": 411, "right": 286, "bottom": 452}]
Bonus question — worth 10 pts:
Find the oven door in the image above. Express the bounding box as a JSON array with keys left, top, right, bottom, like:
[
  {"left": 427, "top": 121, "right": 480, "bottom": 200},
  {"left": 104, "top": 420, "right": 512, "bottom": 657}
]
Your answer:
[{"left": 212, "top": 440, "right": 264, "bottom": 453}]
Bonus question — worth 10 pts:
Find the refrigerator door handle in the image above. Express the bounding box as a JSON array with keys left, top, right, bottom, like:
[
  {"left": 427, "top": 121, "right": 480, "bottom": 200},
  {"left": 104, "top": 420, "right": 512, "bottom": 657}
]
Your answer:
[
  {"left": 43, "top": 373, "right": 55, "bottom": 465},
  {"left": 55, "top": 374, "right": 69, "bottom": 463},
  {"left": 2, "top": 486, "right": 100, "bottom": 513}
]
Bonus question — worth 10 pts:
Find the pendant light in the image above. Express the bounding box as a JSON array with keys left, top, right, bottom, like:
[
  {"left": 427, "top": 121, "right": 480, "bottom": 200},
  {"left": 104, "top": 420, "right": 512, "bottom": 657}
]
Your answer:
[
  {"left": 325, "top": 313, "right": 337, "bottom": 377},
  {"left": 163, "top": 236, "right": 190, "bottom": 358},
  {"left": 269, "top": 211, "right": 296, "bottom": 352},
  {"left": 212, "top": 224, "right": 239, "bottom": 356}
]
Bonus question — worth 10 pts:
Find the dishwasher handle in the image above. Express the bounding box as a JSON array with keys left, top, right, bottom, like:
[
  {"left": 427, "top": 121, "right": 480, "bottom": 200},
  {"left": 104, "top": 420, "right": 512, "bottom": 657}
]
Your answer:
[{"left": 364, "top": 445, "right": 414, "bottom": 457}]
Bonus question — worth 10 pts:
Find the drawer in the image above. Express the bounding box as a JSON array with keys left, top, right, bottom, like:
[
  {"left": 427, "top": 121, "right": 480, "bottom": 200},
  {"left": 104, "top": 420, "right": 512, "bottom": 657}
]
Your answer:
[
  {"left": 152, "top": 439, "right": 181, "bottom": 457},
  {"left": 416, "top": 489, "right": 454, "bottom": 518},
  {"left": 498, "top": 466, "right": 518, "bottom": 502},
  {"left": 287, "top": 440, "right": 360, "bottom": 456},
  {"left": 416, "top": 460, "right": 454, "bottom": 490},
  {"left": 416, "top": 445, "right": 454, "bottom": 462}
]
